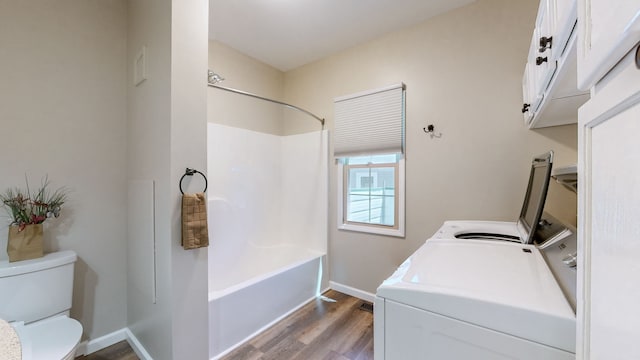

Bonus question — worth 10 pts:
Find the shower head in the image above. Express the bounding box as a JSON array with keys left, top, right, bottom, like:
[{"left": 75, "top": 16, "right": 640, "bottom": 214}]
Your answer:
[{"left": 208, "top": 70, "right": 225, "bottom": 85}]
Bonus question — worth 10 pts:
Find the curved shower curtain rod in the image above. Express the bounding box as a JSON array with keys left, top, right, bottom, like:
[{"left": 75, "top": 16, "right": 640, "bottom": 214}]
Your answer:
[{"left": 207, "top": 72, "right": 325, "bottom": 127}]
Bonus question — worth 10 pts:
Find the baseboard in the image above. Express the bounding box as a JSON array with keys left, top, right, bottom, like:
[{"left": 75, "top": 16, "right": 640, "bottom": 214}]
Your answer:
[
  {"left": 329, "top": 281, "right": 376, "bottom": 303},
  {"left": 76, "top": 327, "right": 153, "bottom": 360},
  {"left": 76, "top": 328, "right": 127, "bottom": 356},
  {"left": 124, "top": 328, "right": 154, "bottom": 360}
]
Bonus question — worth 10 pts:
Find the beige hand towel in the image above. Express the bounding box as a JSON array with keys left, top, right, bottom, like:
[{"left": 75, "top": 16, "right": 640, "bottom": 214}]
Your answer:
[{"left": 181, "top": 192, "right": 209, "bottom": 250}]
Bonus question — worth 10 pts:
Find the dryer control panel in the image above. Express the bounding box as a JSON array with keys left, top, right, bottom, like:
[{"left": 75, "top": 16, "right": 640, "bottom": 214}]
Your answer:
[{"left": 536, "top": 212, "right": 577, "bottom": 312}]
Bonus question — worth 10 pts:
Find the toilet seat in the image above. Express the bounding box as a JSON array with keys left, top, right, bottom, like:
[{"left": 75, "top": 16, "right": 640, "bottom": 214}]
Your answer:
[{"left": 13, "top": 316, "right": 82, "bottom": 360}]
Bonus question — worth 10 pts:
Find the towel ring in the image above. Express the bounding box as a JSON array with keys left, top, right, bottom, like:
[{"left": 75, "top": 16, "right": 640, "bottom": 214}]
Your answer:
[{"left": 179, "top": 168, "right": 207, "bottom": 194}]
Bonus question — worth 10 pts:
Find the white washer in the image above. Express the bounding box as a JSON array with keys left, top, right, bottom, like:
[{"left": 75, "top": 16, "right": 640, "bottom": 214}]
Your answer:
[
  {"left": 374, "top": 237, "right": 576, "bottom": 360},
  {"left": 373, "top": 151, "right": 578, "bottom": 359}
]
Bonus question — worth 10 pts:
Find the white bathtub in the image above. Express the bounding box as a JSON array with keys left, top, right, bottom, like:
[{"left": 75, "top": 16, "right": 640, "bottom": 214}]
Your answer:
[
  {"left": 206, "top": 124, "right": 329, "bottom": 359},
  {"left": 208, "top": 244, "right": 326, "bottom": 359}
]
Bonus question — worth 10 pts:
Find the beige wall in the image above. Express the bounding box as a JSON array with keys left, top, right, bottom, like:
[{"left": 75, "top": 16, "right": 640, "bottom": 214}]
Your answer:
[
  {"left": 0, "top": 0, "right": 128, "bottom": 342},
  {"left": 1, "top": 1, "right": 208, "bottom": 357},
  {"left": 283, "top": 0, "right": 578, "bottom": 293},
  {"left": 208, "top": 40, "right": 286, "bottom": 135}
]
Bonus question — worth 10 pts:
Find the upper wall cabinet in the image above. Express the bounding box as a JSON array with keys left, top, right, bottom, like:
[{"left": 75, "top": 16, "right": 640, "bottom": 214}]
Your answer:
[
  {"left": 521, "top": 0, "right": 590, "bottom": 129},
  {"left": 577, "top": 1, "right": 640, "bottom": 90}
]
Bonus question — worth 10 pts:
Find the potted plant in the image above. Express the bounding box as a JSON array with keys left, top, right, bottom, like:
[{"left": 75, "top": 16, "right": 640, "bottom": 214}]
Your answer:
[{"left": 1, "top": 177, "right": 67, "bottom": 262}]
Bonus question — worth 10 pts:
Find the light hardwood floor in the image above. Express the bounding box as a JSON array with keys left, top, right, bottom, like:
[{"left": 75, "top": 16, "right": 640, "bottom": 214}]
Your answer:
[
  {"left": 76, "top": 340, "right": 139, "bottom": 360},
  {"left": 222, "top": 290, "right": 373, "bottom": 360},
  {"left": 76, "top": 290, "right": 373, "bottom": 360}
]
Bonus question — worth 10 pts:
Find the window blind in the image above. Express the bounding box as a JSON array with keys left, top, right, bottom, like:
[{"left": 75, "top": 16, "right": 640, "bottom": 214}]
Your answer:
[{"left": 333, "top": 83, "right": 405, "bottom": 158}]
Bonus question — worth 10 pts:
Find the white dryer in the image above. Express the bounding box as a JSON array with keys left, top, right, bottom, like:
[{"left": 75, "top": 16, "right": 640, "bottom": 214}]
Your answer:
[{"left": 374, "top": 237, "right": 576, "bottom": 360}]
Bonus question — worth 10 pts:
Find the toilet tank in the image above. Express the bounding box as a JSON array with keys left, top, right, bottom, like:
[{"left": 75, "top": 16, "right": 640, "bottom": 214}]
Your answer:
[{"left": 0, "top": 250, "right": 77, "bottom": 324}]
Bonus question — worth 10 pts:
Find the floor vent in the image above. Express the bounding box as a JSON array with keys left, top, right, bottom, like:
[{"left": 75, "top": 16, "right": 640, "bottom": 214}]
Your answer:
[{"left": 359, "top": 302, "right": 374, "bottom": 313}]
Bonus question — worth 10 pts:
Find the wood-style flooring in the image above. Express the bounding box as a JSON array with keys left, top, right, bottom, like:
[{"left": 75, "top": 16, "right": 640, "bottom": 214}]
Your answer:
[
  {"left": 75, "top": 340, "right": 139, "bottom": 360},
  {"left": 75, "top": 290, "right": 373, "bottom": 360},
  {"left": 222, "top": 290, "right": 373, "bottom": 360}
]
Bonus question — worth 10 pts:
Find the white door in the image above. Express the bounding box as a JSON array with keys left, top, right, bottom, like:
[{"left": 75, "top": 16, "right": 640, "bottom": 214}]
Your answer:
[
  {"left": 578, "top": 48, "right": 640, "bottom": 360},
  {"left": 577, "top": 1, "right": 640, "bottom": 89}
]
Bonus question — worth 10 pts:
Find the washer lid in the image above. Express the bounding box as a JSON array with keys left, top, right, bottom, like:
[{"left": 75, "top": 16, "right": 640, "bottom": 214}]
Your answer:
[
  {"left": 376, "top": 239, "right": 576, "bottom": 353},
  {"left": 431, "top": 220, "right": 520, "bottom": 240},
  {"left": 16, "top": 316, "right": 82, "bottom": 360}
]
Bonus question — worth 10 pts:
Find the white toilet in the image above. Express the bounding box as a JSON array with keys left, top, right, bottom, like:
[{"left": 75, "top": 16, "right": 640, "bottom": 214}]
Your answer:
[{"left": 0, "top": 250, "right": 83, "bottom": 360}]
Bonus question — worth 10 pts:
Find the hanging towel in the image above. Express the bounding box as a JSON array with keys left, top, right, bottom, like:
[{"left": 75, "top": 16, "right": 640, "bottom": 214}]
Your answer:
[{"left": 181, "top": 192, "right": 209, "bottom": 249}]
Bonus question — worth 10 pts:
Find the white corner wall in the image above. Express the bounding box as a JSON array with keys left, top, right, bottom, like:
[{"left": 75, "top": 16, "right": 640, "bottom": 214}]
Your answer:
[
  {"left": 169, "top": 1, "right": 210, "bottom": 358},
  {"left": 0, "top": 0, "right": 128, "bottom": 343},
  {"left": 207, "top": 124, "right": 283, "bottom": 250},
  {"left": 206, "top": 124, "right": 327, "bottom": 258},
  {"left": 127, "top": 0, "right": 209, "bottom": 359},
  {"left": 126, "top": 0, "right": 173, "bottom": 357}
]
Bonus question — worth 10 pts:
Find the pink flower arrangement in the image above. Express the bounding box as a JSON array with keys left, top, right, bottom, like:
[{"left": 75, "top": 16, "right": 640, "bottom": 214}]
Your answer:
[{"left": 0, "top": 177, "right": 67, "bottom": 231}]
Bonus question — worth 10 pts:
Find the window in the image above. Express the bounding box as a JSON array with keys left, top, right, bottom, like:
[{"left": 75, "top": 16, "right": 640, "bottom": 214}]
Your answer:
[
  {"left": 337, "top": 154, "right": 405, "bottom": 237},
  {"left": 334, "top": 83, "right": 406, "bottom": 237}
]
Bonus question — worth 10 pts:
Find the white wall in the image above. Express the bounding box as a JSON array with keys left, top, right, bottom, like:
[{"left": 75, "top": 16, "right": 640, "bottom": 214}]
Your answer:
[
  {"left": 169, "top": 1, "right": 209, "bottom": 358},
  {"left": 126, "top": 0, "right": 173, "bottom": 356},
  {"left": 206, "top": 124, "right": 328, "bottom": 276},
  {"left": 127, "top": 0, "right": 209, "bottom": 359},
  {"left": 283, "top": 0, "right": 578, "bottom": 294},
  {"left": 0, "top": 0, "right": 128, "bottom": 342},
  {"left": 207, "top": 124, "right": 283, "bottom": 252}
]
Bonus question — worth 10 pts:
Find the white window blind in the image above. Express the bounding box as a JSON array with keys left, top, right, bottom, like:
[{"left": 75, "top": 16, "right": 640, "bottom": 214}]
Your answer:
[{"left": 333, "top": 83, "right": 405, "bottom": 157}]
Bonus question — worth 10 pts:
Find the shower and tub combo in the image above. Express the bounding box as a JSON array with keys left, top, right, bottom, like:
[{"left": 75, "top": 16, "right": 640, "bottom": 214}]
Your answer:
[{"left": 206, "top": 72, "right": 328, "bottom": 359}]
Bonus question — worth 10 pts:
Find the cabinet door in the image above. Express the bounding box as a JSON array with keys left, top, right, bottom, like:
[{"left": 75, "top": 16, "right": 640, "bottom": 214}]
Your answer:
[
  {"left": 553, "top": 0, "right": 577, "bottom": 57},
  {"left": 522, "top": 63, "right": 536, "bottom": 124},
  {"left": 577, "top": 1, "right": 640, "bottom": 89},
  {"left": 578, "top": 47, "right": 640, "bottom": 360},
  {"left": 532, "top": 0, "right": 557, "bottom": 96}
]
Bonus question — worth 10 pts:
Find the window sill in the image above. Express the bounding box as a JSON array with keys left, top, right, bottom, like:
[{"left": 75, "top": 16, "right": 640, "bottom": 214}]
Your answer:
[{"left": 338, "top": 223, "right": 405, "bottom": 238}]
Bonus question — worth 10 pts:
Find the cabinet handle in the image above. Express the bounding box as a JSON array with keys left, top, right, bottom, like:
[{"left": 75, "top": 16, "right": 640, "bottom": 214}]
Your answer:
[
  {"left": 536, "top": 56, "right": 548, "bottom": 65},
  {"left": 539, "top": 36, "right": 553, "bottom": 52},
  {"left": 521, "top": 104, "right": 530, "bottom": 113},
  {"left": 636, "top": 44, "right": 640, "bottom": 69}
]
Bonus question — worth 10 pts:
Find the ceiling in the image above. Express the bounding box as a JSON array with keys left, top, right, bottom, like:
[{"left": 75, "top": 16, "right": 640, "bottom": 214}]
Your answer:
[{"left": 209, "top": 0, "right": 476, "bottom": 72}]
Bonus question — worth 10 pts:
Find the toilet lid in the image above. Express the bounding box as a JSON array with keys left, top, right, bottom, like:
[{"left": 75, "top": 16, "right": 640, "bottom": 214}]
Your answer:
[{"left": 17, "top": 316, "right": 82, "bottom": 360}]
